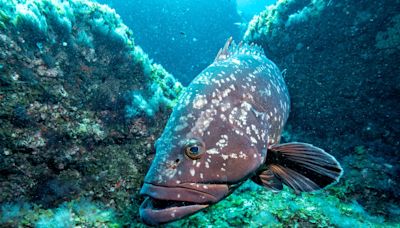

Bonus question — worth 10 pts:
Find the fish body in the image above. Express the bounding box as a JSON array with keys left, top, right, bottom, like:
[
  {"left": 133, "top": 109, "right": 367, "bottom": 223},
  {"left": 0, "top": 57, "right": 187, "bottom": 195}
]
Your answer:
[{"left": 139, "top": 38, "right": 343, "bottom": 225}]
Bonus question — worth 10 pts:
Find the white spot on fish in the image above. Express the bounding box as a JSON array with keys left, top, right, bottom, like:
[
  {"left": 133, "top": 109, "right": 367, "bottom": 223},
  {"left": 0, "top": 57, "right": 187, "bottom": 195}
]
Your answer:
[
  {"left": 232, "top": 58, "right": 241, "bottom": 65},
  {"left": 246, "top": 126, "right": 251, "bottom": 135},
  {"left": 207, "top": 148, "right": 220, "bottom": 154},
  {"left": 193, "top": 94, "right": 207, "bottom": 109},
  {"left": 220, "top": 102, "right": 231, "bottom": 112},
  {"left": 239, "top": 151, "right": 247, "bottom": 159},
  {"left": 230, "top": 153, "right": 238, "bottom": 159},
  {"left": 191, "top": 108, "right": 216, "bottom": 136},
  {"left": 190, "top": 168, "right": 195, "bottom": 176},
  {"left": 241, "top": 102, "right": 252, "bottom": 111},
  {"left": 216, "top": 135, "right": 229, "bottom": 148},
  {"left": 235, "top": 129, "right": 244, "bottom": 136},
  {"left": 222, "top": 88, "right": 232, "bottom": 98},
  {"left": 174, "top": 122, "right": 188, "bottom": 131},
  {"left": 251, "top": 124, "right": 259, "bottom": 136},
  {"left": 220, "top": 113, "right": 227, "bottom": 121}
]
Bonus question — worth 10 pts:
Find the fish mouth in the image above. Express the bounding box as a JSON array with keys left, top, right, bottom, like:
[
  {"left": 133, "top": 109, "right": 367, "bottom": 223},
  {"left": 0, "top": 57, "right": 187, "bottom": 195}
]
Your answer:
[
  {"left": 139, "top": 182, "right": 229, "bottom": 225},
  {"left": 140, "top": 196, "right": 208, "bottom": 226}
]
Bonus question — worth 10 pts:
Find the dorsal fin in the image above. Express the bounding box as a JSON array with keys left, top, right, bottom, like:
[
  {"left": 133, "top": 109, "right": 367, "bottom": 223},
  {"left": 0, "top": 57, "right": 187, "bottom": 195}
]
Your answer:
[
  {"left": 214, "top": 37, "right": 265, "bottom": 62},
  {"left": 214, "top": 37, "right": 233, "bottom": 61}
]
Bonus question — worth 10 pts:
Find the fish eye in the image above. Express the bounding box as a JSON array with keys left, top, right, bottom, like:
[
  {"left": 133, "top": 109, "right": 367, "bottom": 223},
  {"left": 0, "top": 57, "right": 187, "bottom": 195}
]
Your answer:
[{"left": 184, "top": 139, "right": 205, "bottom": 159}]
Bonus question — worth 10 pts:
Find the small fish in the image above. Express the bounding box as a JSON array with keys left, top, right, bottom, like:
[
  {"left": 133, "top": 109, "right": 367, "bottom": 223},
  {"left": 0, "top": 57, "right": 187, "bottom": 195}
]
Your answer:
[
  {"left": 139, "top": 37, "right": 343, "bottom": 225},
  {"left": 233, "top": 21, "right": 248, "bottom": 30}
]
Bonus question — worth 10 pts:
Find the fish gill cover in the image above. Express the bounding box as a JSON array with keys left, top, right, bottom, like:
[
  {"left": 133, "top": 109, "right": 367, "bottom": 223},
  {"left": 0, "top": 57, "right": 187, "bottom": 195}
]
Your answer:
[{"left": 0, "top": 0, "right": 182, "bottom": 226}]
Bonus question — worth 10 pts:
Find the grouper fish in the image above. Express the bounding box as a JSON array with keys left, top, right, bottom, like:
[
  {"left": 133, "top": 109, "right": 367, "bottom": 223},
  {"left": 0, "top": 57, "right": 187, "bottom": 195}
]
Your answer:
[{"left": 139, "top": 37, "right": 343, "bottom": 225}]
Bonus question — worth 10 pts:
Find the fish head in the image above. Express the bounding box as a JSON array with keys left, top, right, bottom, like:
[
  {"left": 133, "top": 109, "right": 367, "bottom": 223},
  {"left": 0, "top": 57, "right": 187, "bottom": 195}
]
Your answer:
[{"left": 139, "top": 82, "right": 266, "bottom": 225}]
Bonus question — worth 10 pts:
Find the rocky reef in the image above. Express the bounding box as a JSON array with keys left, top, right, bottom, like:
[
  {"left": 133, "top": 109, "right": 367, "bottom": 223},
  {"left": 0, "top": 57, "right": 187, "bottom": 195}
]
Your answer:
[
  {"left": 244, "top": 0, "right": 400, "bottom": 224},
  {"left": 0, "top": 0, "right": 182, "bottom": 226},
  {"left": 166, "top": 181, "right": 386, "bottom": 228}
]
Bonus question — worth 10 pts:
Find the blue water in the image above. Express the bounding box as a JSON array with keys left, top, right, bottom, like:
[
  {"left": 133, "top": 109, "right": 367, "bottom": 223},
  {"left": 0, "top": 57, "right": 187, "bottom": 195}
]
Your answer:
[{"left": 97, "top": 0, "right": 274, "bottom": 85}]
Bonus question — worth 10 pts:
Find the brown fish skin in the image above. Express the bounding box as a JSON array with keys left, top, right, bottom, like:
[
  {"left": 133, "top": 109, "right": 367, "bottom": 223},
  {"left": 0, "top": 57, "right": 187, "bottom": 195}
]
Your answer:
[{"left": 139, "top": 38, "right": 343, "bottom": 226}]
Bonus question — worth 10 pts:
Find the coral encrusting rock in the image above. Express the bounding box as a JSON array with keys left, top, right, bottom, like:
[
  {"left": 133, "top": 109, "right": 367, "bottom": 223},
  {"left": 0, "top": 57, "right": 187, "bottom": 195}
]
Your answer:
[
  {"left": 166, "top": 181, "right": 387, "bottom": 228},
  {"left": 0, "top": 0, "right": 182, "bottom": 226},
  {"left": 244, "top": 0, "right": 400, "bottom": 222}
]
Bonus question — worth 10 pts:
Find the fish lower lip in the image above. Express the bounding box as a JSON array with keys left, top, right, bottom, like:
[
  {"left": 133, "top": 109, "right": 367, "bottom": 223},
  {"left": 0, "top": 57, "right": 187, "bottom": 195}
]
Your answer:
[
  {"left": 143, "top": 196, "right": 207, "bottom": 210},
  {"left": 140, "top": 197, "right": 208, "bottom": 225}
]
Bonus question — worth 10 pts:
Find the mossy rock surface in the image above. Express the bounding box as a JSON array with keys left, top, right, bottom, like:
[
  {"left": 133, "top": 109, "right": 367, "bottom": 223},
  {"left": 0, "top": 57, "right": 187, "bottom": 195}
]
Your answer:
[
  {"left": 244, "top": 0, "right": 400, "bottom": 223},
  {"left": 0, "top": 0, "right": 182, "bottom": 226}
]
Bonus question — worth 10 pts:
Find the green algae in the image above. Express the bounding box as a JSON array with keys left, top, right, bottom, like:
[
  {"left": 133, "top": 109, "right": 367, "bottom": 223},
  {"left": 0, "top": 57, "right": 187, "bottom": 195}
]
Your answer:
[
  {"left": 1, "top": 199, "right": 122, "bottom": 227},
  {"left": 165, "top": 181, "right": 388, "bottom": 228}
]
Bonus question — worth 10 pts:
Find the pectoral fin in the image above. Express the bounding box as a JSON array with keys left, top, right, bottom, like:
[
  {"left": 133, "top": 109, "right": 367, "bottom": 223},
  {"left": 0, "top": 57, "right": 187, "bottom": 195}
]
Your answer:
[
  {"left": 259, "top": 142, "right": 343, "bottom": 193},
  {"left": 251, "top": 169, "right": 283, "bottom": 192}
]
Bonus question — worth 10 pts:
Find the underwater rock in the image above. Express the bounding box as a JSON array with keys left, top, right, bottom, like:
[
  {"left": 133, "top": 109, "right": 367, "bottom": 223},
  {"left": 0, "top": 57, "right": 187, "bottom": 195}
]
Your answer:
[
  {"left": 244, "top": 0, "right": 399, "bottom": 222},
  {"left": 0, "top": 0, "right": 182, "bottom": 226}
]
